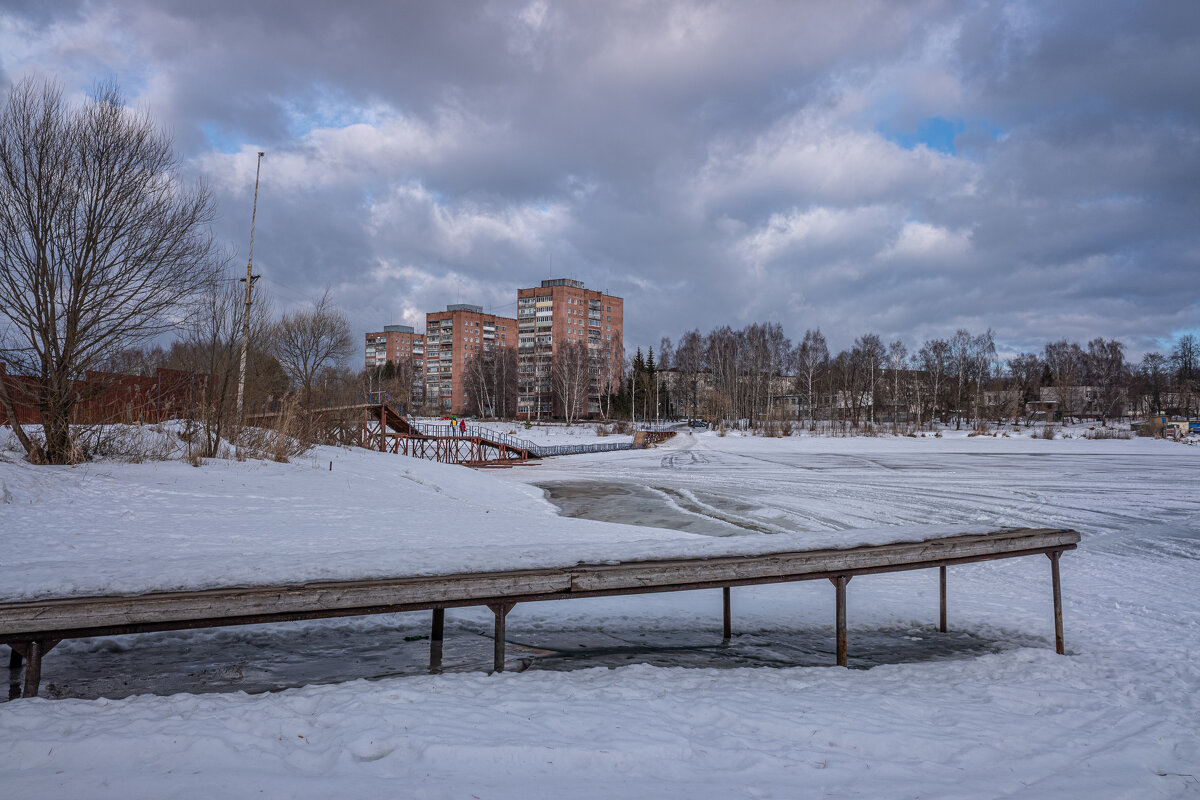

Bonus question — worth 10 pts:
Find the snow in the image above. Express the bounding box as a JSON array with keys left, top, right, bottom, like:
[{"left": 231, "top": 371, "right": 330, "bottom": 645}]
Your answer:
[
  {"left": 2, "top": 426, "right": 1199, "bottom": 798},
  {"left": 0, "top": 432, "right": 1029, "bottom": 603}
]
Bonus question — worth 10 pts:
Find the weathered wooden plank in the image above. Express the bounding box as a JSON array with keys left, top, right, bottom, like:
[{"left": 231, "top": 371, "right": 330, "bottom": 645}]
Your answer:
[
  {"left": 0, "top": 528, "right": 1079, "bottom": 638},
  {"left": 567, "top": 529, "right": 1079, "bottom": 592},
  {"left": 0, "top": 572, "right": 572, "bottom": 635}
]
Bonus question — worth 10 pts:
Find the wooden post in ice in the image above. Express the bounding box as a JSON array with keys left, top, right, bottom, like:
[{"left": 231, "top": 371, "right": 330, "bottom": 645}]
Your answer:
[
  {"left": 429, "top": 608, "right": 445, "bottom": 673},
  {"left": 939, "top": 566, "right": 948, "bottom": 633},
  {"left": 488, "top": 603, "right": 514, "bottom": 673},
  {"left": 831, "top": 575, "right": 850, "bottom": 667},
  {"left": 1048, "top": 552, "right": 1065, "bottom": 654},
  {"left": 722, "top": 587, "right": 732, "bottom": 641}
]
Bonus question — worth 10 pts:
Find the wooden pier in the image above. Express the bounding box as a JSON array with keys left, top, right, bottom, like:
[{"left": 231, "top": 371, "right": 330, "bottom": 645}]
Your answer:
[{"left": 3, "top": 527, "right": 1078, "bottom": 699}]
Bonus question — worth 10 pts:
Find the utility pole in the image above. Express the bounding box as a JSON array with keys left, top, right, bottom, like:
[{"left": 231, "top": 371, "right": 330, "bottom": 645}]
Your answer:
[{"left": 235, "top": 151, "right": 265, "bottom": 426}]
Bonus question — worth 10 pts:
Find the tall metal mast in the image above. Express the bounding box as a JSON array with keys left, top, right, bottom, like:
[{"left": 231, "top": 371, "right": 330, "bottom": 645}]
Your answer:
[{"left": 235, "top": 151, "right": 265, "bottom": 426}]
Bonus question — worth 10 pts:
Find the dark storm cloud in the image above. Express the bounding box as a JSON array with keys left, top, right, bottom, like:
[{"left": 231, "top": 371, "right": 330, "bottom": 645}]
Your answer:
[{"left": 1, "top": 0, "right": 1196, "bottom": 359}]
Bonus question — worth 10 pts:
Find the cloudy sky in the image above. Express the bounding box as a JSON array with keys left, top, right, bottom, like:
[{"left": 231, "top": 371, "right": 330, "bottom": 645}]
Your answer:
[{"left": 1, "top": 0, "right": 1197, "bottom": 359}]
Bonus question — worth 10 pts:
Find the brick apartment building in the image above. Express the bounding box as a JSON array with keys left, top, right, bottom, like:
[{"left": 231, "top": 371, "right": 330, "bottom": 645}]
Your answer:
[
  {"left": 365, "top": 323, "right": 426, "bottom": 402},
  {"left": 364, "top": 324, "right": 424, "bottom": 370},
  {"left": 516, "top": 278, "right": 623, "bottom": 419},
  {"left": 424, "top": 304, "right": 516, "bottom": 415}
]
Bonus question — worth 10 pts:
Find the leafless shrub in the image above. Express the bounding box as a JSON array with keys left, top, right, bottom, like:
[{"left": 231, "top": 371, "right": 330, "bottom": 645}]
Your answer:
[
  {"left": 86, "top": 424, "right": 184, "bottom": 462},
  {"left": 1035, "top": 425, "right": 1059, "bottom": 440},
  {"left": 1084, "top": 427, "right": 1131, "bottom": 440},
  {"left": 236, "top": 399, "right": 311, "bottom": 463}
]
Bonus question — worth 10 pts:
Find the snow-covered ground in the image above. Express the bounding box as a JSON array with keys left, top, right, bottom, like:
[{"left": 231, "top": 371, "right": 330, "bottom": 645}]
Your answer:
[{"left": 2, "top": 428, "right": 1198, "bottom": 798}]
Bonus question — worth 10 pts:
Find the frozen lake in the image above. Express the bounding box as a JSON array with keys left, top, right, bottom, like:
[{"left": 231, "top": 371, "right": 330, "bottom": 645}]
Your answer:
[{"left": 528, "top": 430, "right": 1200, "bottom": 540}]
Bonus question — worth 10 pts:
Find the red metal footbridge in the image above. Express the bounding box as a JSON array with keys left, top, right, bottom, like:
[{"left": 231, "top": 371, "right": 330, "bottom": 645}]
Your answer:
[{"left": 360, "top": 402, "right": 674, "bottom": 466}]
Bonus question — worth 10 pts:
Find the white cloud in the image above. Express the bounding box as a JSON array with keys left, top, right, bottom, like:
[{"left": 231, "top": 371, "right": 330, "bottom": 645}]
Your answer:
[
  {"left": 366, "top": 182, "right": 570, "bottom": 264},
  {"left": 736, "top": 205, "right": 894, "bottom": 268},
  {"left": 192, "top": 105, "right": 481, "bottom": 196},
  {"left": 879, "top": 221, "right": 972, "bottom": 264},
  {"left": 693, "top": 109, "right": 977, "bottom": 216}
]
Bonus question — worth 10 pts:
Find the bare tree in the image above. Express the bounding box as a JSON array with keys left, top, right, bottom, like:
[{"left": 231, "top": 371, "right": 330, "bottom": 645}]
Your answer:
[
  {"left": 1132, "top": 352, "right": 1167, "bottom": 416},
  {"left": 886, "top": 339, "right": 908, "bottom": 432},
  {"left": 795, "top": 328, "right": 828, "bottom": 430},
  {"left": 1085, "top": 338, "right": 1128, "bottom": 421},
  {"left": 1043, "top": 340, "right": 1086, "bottom": 418},
  {"left": 948, "top": 329, "right": 974, "bottom": 429},
  {"left": 271, "top": 290, "right": 353, "bottom": 406},
  {"left": 552, "top": 340, "right": 590, "bottom": 425},
  {"left": 1007, "top": 352, "right": 1043, "bottom": 421},
  {"left": 1172, "top": 334, "right": 1198, "bottom": 420},
  {"left": 658, "top": 336, "right": 673, "bottom": 421},
  {"left": 852, "top": 333, "right": 885, "bottom": 425},
  {"left": 464, "top": 345, "right": 517, "bottom": 418},
  {"left": 595, "top": 332, "right": 623, "bottom": 420},
  {"left": 674, "top": 329, "right": 704, "bottom": 421},
  {"left": 968, "top": 329, "right": 996, "bottom": 426},
  {"left": 0, "top": 76, "right": 216, "bottom": 463},
  {"left": 918, "top": 339, "right": 950, "bottom": 425},
  {"left": 169, "top": 261, "right": 274, "bottom": 456}
]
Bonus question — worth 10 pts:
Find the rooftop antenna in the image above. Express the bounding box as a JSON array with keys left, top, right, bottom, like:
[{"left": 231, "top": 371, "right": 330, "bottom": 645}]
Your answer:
[{"left": 235, "top": 151, "right": 265, "bottom": 427}]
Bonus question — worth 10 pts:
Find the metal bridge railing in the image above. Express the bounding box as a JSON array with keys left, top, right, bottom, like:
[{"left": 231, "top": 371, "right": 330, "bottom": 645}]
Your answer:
[
  {"left": 402, "top": 420, "right": 543, "bottom": 452},
  {"left": 400, "top": 418, "right": 659, "bottom": 458}
]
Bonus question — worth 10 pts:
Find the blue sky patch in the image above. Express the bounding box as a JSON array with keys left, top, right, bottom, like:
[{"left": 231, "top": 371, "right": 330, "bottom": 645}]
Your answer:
[
  {"left": 881, "top": 116, "right": 965, "bottom": 155},
  {"left": 880, "top": 117, "right": 1007, "bottom": 157},
  {"left": 202, "top": 122, "right": 244, "bottom": 154}
]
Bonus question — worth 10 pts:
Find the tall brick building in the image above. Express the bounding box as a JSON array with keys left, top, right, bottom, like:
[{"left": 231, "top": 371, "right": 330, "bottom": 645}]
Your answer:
[
  {"left": 364, "top": 324, "right": 424, "bottom": 370},
  {"left": 424, "top": 304, "right": 516, "bottom": 415},
  {"left": 516, "top": 278, "right": 623, "bottom": 419}
]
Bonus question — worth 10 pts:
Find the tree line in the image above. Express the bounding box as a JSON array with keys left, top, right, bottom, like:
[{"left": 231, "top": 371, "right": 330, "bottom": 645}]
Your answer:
[{"left": 660, "top": 324, "right": 1198, "bottom": 430}]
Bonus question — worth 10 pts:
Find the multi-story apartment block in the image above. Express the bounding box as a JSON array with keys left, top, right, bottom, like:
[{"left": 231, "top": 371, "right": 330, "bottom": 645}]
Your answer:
[
  {"left": 516, "top": 278, "right": 623, "bottom": 419},
  {"left": 423, "top": 304, "right": 516, "bottom": 415},
  {"left": 365, "top": 324, "right": 426, "bottom": 403},
  {"left": 364, "top": 324, "right": 424, "bottom": 369}
]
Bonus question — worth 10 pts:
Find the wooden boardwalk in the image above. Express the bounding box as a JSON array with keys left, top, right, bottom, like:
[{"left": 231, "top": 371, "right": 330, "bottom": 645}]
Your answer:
[{"left": 2, "top": 527, "right": 1078, "bottom": 698}]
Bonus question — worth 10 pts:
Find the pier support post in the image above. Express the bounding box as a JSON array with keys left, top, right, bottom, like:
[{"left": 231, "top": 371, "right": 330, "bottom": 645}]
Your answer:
[
  {"left": 8, "top": 647, "right": 21, "bottom": 670},
  {"left": 830, "top": 576, "right": 850, "bottom": 667},
  {"left": 487, "top": 603, "right": 514, "bottom": 673},
  {"left": 722, "top": 587, "right": 732, "bottom": 642},
  {"left": 939, "top": 566, "right": 948, "bottom": 633},
  {"left": 12, "top": 639, "right": 58, "bottom": 699},
  {"left": 429, "top": 608, "right": 445, "bottom": 673},
  {"left": 1048, "top": 551, "right": 1065, "bottom": 654}
]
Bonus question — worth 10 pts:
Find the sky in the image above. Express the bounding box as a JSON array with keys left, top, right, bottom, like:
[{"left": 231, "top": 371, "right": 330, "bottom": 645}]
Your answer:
[{"left": 1, "top": 0, "right": 1197, "bottom": 360}]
